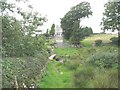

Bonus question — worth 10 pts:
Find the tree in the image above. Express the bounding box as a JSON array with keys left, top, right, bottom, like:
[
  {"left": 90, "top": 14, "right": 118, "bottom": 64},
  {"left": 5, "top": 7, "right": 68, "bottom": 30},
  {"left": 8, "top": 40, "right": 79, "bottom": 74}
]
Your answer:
[
  {"left": 2, "top": 1, "right": 47, "bottom": 57},
  {"left": 70, "top": 26, "right": 93, "bottom": 47},
  {"left": 20, "top": 10, "right": 46, "bottom": 36},
  {"left": 2, "top": 15, "right": 23, "bottom": 56},
  {"left": 43, "top": 29, "right": 50, "bottom": 39},
  {"left": 49, "top": 23, "right": 55, "bottom": 36},
  {"left": 82, "top": 27, "right": 93, "bottom": 36},
  {"left": 61, "top": 1, "right": 93, "bottom": 46},
  {"left": 2, "top": 1, "right": 49, "bottom": 88},
  {"left": 101, "top": 1, "right": 120, "bottom": 32}
]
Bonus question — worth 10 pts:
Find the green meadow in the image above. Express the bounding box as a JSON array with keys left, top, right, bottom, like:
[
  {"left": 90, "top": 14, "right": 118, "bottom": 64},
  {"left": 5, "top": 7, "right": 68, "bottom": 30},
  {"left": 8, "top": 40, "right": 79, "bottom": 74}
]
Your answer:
[{"left": 39, "top": 34, "right": 118, "bottom": 88}]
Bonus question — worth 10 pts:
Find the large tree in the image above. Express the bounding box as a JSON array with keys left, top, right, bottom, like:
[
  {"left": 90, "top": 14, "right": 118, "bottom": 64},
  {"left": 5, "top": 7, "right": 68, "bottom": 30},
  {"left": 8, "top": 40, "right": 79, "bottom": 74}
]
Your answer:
[
  {"left": 1, "top": 0, "right": 46, "bottom": 57},
  {"left": 101, "top": 1, "right": 120, "bottom": 33},
  {"left": 60, "top": 1, "right": 93, "bottom": 46}
]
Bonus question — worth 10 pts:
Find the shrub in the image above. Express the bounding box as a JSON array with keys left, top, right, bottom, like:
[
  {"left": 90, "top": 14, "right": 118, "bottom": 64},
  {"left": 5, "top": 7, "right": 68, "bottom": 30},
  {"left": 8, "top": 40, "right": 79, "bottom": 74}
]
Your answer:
[
  {"left": 110, "top": 37, "right": 119, "bottom": 45},
  {"left": 2, "top": 51, "right": 48, "bottom": 88},
  {"left": 88, "top": 52, "right": 118, "bottom": 68},
  {"left": 94, "top": 40, "right": 102, "bottom": 46}
]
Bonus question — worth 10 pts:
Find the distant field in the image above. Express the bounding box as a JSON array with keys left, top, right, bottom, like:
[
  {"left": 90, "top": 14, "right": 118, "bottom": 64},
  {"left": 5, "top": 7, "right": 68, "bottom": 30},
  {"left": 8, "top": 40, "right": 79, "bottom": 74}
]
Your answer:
[{"left": 80, "top": 34, "right": 118, "bottom": 47}]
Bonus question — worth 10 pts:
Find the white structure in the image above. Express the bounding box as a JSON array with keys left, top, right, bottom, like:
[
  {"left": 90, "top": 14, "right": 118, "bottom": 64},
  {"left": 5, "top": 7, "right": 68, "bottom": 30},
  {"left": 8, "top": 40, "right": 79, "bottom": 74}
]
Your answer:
[
  {"left": 54, "top": 25, "right": 64, "bottom": 47},
  {"left": 55, "top": 25, "right": 63, "bottom": 42},
  {"left": 55, "top": 25, "right": 63, "bottom": 37}
]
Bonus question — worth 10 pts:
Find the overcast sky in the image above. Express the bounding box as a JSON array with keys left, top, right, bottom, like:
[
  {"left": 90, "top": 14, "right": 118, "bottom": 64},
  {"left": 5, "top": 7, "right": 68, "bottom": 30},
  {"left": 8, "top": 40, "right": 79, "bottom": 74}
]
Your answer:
[
  {"left": 29, "top": 0, "right": 109, "bottom": 33},
  {"left": 8, "top": 0, "right": 109, "bottom": 33}
]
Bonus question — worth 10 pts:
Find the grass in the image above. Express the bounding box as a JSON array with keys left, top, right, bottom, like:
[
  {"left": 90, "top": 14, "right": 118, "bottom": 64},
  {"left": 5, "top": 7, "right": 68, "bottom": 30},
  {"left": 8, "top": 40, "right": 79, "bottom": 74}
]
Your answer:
[
  {"left": 39, "top": 60, "right": 73, "bottom": 88},
  {"left": 54, "top": 47, "right": 79, "bottom": 56},
  {"left": 80, "top": 34, "right": 118, "bottom": 47},
  {"left": 92, "top": 68, "right": 118, "bottom": 88},
  {"left": 39, "top": 34, "right": 118, "bottom": 88},
  {"left": 39, "top": 45, "right": 118, "bottom": 88}
]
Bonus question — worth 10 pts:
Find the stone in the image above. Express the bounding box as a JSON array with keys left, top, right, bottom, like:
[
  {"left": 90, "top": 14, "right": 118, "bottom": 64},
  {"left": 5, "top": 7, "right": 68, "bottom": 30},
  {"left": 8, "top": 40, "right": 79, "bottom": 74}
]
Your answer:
[{"left": 49, "top": 54, "right": 56, "bottom": 60}]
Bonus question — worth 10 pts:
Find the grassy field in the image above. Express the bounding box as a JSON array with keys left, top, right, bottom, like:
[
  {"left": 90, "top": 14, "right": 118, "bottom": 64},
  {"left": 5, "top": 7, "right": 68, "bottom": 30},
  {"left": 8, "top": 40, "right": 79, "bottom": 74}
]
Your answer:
[
  {"left": 80, "top": 34, "right": 118, "bottom": 47},
  {"left": 39, "top": 34, "right": 118, "bottom": 88}
]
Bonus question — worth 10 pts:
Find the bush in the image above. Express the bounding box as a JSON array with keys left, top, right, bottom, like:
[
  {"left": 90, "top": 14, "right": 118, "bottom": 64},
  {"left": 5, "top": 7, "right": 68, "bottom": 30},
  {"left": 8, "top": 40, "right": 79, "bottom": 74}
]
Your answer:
[
  {"left": 2, "top": 51, "right": 48, "bottom": 88},
  {"left": 88, "top": 52, "right": 118, "bottom": 68},
  {"left": 110, "top": 37, "right": 120, "bottom": 45},
  {"left": 94, "top": 40, "right": 102, "bottom": 46}
]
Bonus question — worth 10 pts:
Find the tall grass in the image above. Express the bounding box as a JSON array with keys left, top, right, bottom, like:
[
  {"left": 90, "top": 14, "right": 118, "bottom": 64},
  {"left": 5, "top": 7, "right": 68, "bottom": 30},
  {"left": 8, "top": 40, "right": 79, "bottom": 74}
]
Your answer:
[{"left": 91, "top": 68, "right": 118, "bottom": 88}]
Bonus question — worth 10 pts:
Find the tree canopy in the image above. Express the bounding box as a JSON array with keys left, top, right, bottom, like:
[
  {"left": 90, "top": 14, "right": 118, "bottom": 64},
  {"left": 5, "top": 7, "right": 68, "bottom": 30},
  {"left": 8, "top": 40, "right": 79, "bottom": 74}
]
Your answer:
[
  {"left": 101, "top": 1, "right": 120, "bottom": 32},
  {"left": 60, "top": 1, "right": 93, "bottom": 46},
  {"left": 2, "top": 0, "right": 47, "bottom": 57},
  {"left": 49, "top": 23, "right": 55, "bottom": 36}
]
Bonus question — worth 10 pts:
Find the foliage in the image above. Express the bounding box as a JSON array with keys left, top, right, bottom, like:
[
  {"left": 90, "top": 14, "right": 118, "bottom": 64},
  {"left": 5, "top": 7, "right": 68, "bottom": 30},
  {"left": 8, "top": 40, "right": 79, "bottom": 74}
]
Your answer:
[
  {"left": 2, "top": 51, "right": 48, "bottom": 88},
  {"left": 88, "top": 52, "right": 118, "bottom": 68},
  {"left": 82, "top": 27, "right": 93, "bottom": 36},
  {"left": 2, "top": 0, "right": 49, "bottom": 88},
  {"left": 101, "top": 1, "right": 120, "bottom": 32},
  {"left": 69, "top": 27, "right": 83, "bottom": 47},
  {"left": 110, "top": 36, "right": 120, "bottom": 45},
  {"left": 43, "top": 29, "right": 50, "bottom": 39},
  {"left": 20, "top": 11, "right": 46, "bottom": 36},
  {"left": 2, "top": 1, "right": 47, "bottom": 57},
  {"left": 61, "top": 1, "right": 93, "bottom": 43},
  {"left": 94, "top": 40, "right": 102, "bottom": 46},
  {"left": 69, "top": 26, "right": 93, "bottom": 47},
  {"left": 0, "top": 1, "right": 15, "bottom": 13},
  {"left": 2, "top": 15, "right": 23, "bottom": 57},
  {"left": 49, "top": 24, "right": 55, "bottom": 36},
  {"left": 2, "top": 16, "right": 46, "bottom": 57}
]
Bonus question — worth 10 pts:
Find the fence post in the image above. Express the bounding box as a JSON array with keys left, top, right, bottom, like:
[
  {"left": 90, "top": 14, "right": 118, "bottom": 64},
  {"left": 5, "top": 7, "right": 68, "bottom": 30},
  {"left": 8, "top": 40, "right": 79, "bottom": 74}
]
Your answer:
[{"left": 14, "top": 76, "right": 19, "bottom": 90}]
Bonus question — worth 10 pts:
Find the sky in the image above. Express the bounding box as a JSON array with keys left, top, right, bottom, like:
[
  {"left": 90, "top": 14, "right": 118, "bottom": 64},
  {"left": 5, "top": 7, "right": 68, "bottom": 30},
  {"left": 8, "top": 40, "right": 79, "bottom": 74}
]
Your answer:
[
  {"left": 8, "top": 0, "right": 109, "bottom": 33},
  {"left": 29, "top": 0, "right": 108, "bottom": 33}
]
